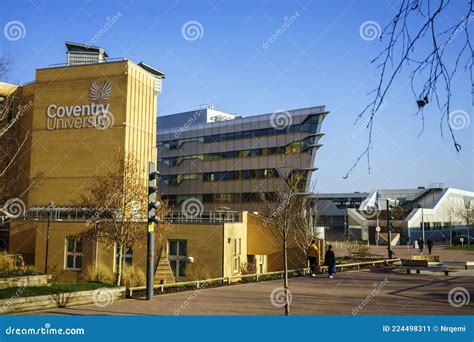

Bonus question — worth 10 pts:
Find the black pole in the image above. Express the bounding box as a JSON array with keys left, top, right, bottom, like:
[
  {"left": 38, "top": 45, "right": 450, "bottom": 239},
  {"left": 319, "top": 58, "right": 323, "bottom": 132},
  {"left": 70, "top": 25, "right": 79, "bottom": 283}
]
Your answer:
[
  {"left": 146, "top": 228, "right": 154, "bottom": 300},
  {"left": 386, "top": 199, "right": 392, "bottom": 259},
  {"left": 44, "top": 213, "right": 50, "bottom": 274}
]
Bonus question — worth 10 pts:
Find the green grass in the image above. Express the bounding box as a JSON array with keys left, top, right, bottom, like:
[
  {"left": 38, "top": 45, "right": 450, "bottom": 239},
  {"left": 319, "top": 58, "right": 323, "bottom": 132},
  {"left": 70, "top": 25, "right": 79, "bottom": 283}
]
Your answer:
[{"left": 0, "top": 281, "right": 115, "bottom": 300}]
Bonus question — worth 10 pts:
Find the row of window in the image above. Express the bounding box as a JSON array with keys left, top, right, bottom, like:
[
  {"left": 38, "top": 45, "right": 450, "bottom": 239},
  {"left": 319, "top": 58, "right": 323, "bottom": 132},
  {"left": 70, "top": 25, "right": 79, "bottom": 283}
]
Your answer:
[
  {"left": 410, "top": 221, "right": 463, "bottom": 231},
  {"left": 161, "top": 168, "right": 280, "bottom": 186},
  {"left": 65, "top": 237, "right": 133, "bottom": 271},
  {"left": 65, "top": 237, "right": 187, "bottom": 280},
  {"left": 158, "top": 116, "right": 321, "bottom": 150},
  {"left": 158, "top": 141, "right": 313, "bottom": 167},
  {"left": 163, "top": 192, "right": 279, "bottom": 204}
]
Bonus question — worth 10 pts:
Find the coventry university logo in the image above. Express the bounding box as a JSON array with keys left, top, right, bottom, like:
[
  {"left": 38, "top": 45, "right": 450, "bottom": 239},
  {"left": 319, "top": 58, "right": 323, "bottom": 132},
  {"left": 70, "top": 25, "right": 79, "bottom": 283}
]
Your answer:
[
  {"left": 46, "top": 79, "right": 114, "bottom": 130},
  {"left": 89, "top": 80, "right": 112, "bottom": 101}
]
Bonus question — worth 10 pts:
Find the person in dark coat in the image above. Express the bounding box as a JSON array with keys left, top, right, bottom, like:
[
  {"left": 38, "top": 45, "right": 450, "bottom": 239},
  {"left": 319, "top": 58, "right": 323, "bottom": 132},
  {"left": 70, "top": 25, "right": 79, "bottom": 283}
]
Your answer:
[
  {"left": 324, "top": 245, "right": 336, "bottom": 279},
  {"left": 417, "top": 237, "right": 424, "bottom": 255},
  {"left": 426, "top": 238, "right": 434, "bottom": 255}
]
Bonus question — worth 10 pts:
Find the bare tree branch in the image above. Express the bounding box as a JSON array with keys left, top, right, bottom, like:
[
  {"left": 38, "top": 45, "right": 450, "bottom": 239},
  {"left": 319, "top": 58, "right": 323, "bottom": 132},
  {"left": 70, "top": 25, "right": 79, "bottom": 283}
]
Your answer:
[{"left": 345, "top": 0, "right": 473, "bottom": 179}]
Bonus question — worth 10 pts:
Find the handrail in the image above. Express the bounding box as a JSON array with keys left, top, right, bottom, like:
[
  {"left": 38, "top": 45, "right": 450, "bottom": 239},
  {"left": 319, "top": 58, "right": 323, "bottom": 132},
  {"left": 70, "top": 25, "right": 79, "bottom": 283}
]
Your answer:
[{"left": 127, "top": 258, "right": 400, "bottom": 297}]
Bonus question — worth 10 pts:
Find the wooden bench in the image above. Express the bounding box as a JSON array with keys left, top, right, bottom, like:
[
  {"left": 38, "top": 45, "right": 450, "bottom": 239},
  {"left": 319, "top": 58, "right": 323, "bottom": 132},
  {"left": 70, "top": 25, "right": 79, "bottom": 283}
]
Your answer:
[
  {"left": 398, "top": 258, "right": 449, "bottom": 276},
  {"left": 410, "top": 255, "right": 440, "bottom": 262}
]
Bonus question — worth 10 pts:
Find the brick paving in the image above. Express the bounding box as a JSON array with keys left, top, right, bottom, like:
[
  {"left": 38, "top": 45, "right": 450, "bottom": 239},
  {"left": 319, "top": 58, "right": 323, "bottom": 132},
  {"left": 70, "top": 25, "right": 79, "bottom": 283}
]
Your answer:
[
  {"left": 332, "top": 243, "right": 474, "bottom": 262},
  {"left": 30, "top": 269, "right": 474, "bottom": 316}
]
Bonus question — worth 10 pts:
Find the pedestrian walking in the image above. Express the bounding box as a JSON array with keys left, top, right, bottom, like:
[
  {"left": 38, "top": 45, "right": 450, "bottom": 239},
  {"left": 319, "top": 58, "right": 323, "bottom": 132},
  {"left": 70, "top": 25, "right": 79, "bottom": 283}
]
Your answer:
[
  {"left": 426, "top": 238, "right": 434, "bottom": 255},
  {"left": 324, "top": 244, "right": 336, "bottom": 279},
  {"left": 306, "top": 240, "right": 319, "bottom": 277},
  {"left": 417, "top": 237, "right": 424, "bottom": 255}
]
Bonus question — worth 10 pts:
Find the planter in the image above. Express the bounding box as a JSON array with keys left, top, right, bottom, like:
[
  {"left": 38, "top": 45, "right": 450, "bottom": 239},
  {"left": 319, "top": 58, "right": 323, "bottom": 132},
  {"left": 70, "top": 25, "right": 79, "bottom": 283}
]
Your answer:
[
  {"left": 0, "top": 275, "right": 51, "bottom": 290},
  {"left": 0, "top": 287, "right": 125, "bottom": 314}
]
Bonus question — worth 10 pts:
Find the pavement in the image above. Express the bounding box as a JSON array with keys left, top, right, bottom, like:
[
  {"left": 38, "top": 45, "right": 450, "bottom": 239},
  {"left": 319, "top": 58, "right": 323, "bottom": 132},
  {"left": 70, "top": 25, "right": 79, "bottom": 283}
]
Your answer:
[
  {"left": 29, "top": 268, "right": 474, "bottom": 316},
  {"left": 332, "top": 243, "right": 474, "bottom": 262}
]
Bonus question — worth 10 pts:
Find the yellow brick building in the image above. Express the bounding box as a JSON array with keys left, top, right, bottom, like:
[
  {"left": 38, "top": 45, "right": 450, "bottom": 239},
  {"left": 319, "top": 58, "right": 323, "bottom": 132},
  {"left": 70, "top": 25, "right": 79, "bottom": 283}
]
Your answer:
[{"left": 1, "top": 43, "right": 310, "bottom": 285}]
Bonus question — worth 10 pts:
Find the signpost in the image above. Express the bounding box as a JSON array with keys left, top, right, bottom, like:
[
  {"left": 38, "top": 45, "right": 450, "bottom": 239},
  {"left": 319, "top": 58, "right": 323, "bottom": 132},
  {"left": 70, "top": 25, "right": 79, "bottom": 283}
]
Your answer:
[{"left": 376, "top": 226, "right": 381, "bottom": 246}]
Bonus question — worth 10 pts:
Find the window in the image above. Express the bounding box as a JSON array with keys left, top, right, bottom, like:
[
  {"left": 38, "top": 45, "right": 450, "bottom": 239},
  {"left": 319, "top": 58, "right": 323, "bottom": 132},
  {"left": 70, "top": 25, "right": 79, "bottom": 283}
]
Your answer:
[
  {"left": 232, "top": 238, "right": 242, "bottom": 274},
  {"left": 65, "top": 238, "right": 83, "bottom": 271},
  {"left": 115, "top": 245, "right": 133, "bottom": 272},
  {"left": 250, "top": 149, "right": 262, "bottom": 157},
  {"left": 168, "top": 240, "right": 187, "bottom": 280}
]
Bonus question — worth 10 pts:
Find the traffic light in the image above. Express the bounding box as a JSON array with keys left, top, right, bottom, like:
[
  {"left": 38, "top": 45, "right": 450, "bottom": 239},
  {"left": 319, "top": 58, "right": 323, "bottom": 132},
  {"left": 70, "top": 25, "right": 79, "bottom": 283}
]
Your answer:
[
  {"left": 148, "top": 161, "right": 161, "bottom": 225},
  {"left": 147, "top": 161, "right": 160, "bottom": 301}
]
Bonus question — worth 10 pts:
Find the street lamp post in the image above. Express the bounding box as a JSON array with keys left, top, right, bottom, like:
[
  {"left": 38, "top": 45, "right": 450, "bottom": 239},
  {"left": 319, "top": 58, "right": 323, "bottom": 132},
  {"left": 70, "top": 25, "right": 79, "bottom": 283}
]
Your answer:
[
  {"left": 386, "top": 199, "right": 393, "bottom": 259},
  {"left": 44, "top": 202, "right": 55, "bottom": 274}
]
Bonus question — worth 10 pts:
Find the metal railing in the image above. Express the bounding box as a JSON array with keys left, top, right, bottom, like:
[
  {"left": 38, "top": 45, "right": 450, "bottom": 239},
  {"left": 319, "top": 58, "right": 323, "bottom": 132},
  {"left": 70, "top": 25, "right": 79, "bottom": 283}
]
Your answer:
[
  {"left": 127, "top": 258, "right": 400, "bottom": 297},
  {"left": 24, "top": 207, "right": 243, "bottom": 224},
  {"left": 166, "top": 210, "right": 242, "bottom": 224}
]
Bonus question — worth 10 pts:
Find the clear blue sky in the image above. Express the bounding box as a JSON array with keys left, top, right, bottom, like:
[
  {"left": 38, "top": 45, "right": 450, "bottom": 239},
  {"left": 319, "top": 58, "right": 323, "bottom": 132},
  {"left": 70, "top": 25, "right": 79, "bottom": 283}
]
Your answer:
[{"left": 1, "top": 0, "right": 472, "bottom": 193}]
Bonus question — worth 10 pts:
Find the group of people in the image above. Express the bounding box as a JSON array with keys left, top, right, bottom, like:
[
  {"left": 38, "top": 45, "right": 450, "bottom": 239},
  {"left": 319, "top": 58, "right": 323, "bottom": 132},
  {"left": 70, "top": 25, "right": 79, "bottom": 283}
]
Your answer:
[
  {"left": 306, "top": 240, "right": 336, "bottom": 278},
  {"left": 416, "top": 237, "right": 434, "bottom": 255}
]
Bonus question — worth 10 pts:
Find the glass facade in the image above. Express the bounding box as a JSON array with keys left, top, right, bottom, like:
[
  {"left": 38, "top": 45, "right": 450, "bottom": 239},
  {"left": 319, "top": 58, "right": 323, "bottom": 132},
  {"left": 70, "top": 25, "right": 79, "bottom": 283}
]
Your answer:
[
  {"left": 158, "top": 115, "right": 321, "bottom": 149},
  {"left": 157, "top": 108, "right": 327, "bottom": 211}
]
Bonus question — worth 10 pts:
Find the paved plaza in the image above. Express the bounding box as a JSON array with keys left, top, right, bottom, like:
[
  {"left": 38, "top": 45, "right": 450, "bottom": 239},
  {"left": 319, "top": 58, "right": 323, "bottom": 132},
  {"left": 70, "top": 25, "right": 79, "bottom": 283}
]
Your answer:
[{"left": 31, "top": 268, "right": 474, "bottom": 316}]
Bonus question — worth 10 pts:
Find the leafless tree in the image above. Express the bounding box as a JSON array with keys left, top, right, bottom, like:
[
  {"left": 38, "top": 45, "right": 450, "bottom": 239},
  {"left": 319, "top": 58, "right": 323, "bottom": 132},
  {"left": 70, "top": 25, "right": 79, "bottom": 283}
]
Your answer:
[
  {"left": 254, "top": 171, "right": 316, "bottom": 316},
  {"left": 345, "top": 0, "right": 473, "bottom": 178},
  {"left": 0, "top": 56, "right": 8, "bottom": 81},
  {"left": 0, "top": 56, "right": 32, "bottom": 214},
  {"left": 457, "top": 203, "right": 473, "bottom": 246},
  {"left": 79, "top": 149, "right": 174, "bottom": 285}
]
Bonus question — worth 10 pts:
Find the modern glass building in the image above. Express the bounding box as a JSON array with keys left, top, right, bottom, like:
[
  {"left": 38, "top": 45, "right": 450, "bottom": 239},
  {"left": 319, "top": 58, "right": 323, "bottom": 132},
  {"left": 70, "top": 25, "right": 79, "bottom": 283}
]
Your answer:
[{"left": 157, "top": 106, "right": 328, "bottom": 211}]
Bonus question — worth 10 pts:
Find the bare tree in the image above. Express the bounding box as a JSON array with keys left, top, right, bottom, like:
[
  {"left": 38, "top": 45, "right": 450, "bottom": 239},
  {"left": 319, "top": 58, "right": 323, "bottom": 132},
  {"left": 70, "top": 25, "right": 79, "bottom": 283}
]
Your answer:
[
  {"left": 457, "top": 203, "right": 473, "bottom": 246},
  {"left": 345, "top": 0, "right": 473, "bottom": 178},
  {"left": 255, "top": 172, "right": 314, "bottom": 316},
  {"left": 0, "top": 56, "right": 32, "bottom": 213},
  {"left": 0, "top": 56, "right": 8, "bottom": 81},
  {"left": 79, "top": 149, "right": 157, "bottom": 285}
]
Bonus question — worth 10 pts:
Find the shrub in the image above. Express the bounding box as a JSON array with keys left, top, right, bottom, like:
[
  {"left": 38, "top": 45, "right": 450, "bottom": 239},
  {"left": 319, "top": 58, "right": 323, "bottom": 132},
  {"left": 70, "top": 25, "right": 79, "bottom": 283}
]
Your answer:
[
  {"left": 82, "top": 263, "right": 114, "bottom": 284},
  {"left": 0, "top": 253, "right": 15, "bottom": 271},
  {"left": 186, "top": 266, "right": 213, "bottom": 281},
  {"left": 0, "top": 266, "right": 39, "bottom": 278},
  {"left": 121, "top": 266, "right": 146, "bottom": 288},
  {"left": 240, "top": 262, "right": 256, "bottom": 275},
  {"left": 347, "top": 242, "right": 371, "bottom": 257}
]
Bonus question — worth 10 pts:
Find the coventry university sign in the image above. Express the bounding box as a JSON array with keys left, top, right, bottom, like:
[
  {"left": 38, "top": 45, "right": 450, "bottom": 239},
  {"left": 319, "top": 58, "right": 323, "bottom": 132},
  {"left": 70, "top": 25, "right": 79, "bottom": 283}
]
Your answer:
[{"left": 46, "top": 80, "right": 114, "bottom": 130}]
